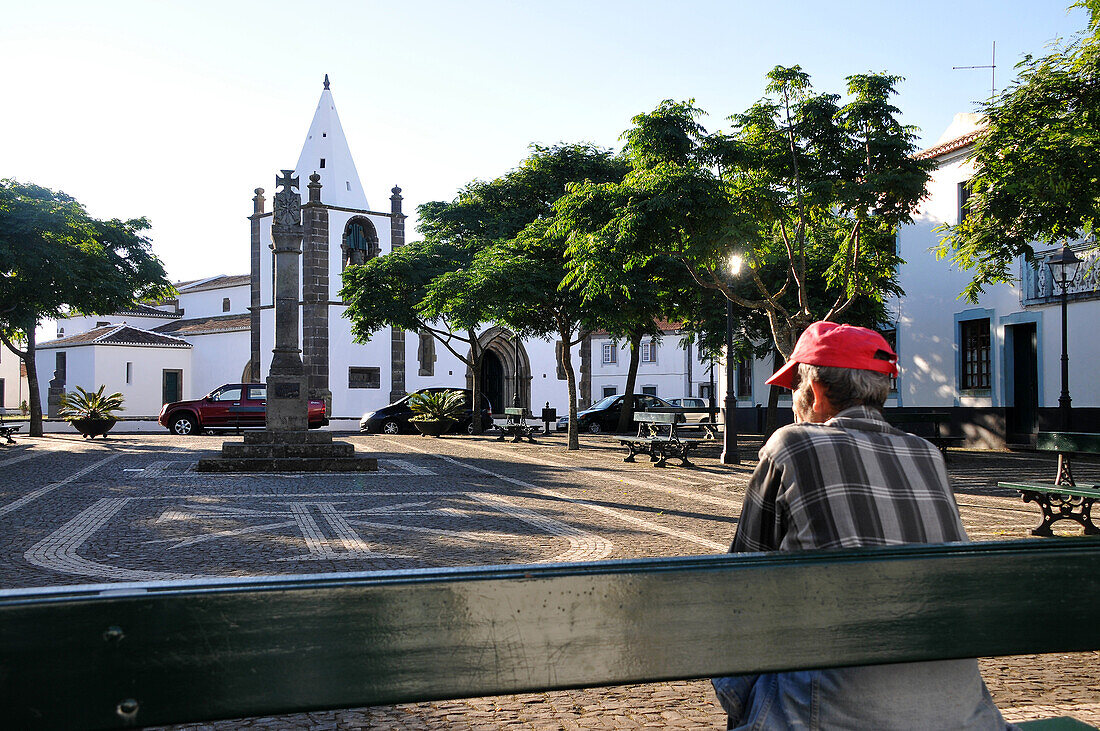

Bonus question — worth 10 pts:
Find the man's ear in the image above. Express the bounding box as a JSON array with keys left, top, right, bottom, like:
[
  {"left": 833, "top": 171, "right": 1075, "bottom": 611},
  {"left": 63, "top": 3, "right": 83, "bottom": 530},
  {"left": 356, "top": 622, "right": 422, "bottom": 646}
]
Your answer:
[{"left": 809, "top": 380, "right": 835, "bottom": 420}]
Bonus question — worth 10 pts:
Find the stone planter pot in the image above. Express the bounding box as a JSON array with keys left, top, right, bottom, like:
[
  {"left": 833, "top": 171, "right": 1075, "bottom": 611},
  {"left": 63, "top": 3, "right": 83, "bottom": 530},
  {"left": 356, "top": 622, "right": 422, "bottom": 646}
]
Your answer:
[
  {"left": 70, "top": 417, "right": 117, "bottom": 439},
  {"left": 412, "top": 419, "right": 455, "bottom": 437}
]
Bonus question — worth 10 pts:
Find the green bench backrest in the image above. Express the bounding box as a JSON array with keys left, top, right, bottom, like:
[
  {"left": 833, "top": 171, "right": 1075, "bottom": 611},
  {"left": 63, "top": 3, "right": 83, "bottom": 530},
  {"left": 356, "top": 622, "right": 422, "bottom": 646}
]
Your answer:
[
  {"left": 3, "top": 540, "right": 1100, "bottom": 729},
  {"left": 634, "top": 411, "right": 681, "bottom": 424},
  {"left": 504, "top": 407, "right": 525, "bottom": 417},
  {"left": 1037, "top": 431, "right": 1100, "bottom": 454}
]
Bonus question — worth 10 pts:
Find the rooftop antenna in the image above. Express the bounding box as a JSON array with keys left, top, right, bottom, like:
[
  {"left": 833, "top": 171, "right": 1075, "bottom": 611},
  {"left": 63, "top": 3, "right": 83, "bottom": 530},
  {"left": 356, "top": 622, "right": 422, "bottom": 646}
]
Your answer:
[{"left": 953, "top": 41, "right": 997, "bottom": 101}]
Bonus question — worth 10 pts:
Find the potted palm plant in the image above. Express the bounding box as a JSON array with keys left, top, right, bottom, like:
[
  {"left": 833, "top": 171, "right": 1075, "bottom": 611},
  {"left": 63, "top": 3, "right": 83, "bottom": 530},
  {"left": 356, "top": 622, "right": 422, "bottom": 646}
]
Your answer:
[
  {"left": 409, "top": 390, "right": 466, "bottom": 437},
  {"left": 60, "top": 386, "right": 125, "bottom": 439}
]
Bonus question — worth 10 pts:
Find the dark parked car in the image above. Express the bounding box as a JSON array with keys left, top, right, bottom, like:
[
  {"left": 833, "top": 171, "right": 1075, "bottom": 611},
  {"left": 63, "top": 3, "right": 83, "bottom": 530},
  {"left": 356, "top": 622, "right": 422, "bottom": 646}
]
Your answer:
[
  {"left": 158, "top": 383, "right": 328, "bottom": 436},
  {"left": 556, "top": 393, "right": 675, "bottom": 434},
  {"left": 359, "top": 388, "right": 493, "bottom": 435}
]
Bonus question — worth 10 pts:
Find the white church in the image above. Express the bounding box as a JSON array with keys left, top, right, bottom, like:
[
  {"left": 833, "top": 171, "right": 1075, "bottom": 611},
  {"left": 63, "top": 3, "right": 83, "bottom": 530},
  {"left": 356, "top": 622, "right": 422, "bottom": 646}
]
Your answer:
[{"left": 34, "top": 85, "right": 1100, "bottom": 446}]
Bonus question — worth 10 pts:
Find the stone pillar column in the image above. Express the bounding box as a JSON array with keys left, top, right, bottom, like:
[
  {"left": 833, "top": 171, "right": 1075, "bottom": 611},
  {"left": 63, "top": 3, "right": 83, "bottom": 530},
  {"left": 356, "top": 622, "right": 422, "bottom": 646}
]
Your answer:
[
  {"left": 249, "top": 188, "right": 265, "bottom": 383},
  {"left": 266, "top": 170, "right": 309, "bottom": 432},
  {"left": 302, "top": 173, "right": 332, "bottom": 413},
  {"left": 389, "top": 185, "right": 407, "bottom": 404}
]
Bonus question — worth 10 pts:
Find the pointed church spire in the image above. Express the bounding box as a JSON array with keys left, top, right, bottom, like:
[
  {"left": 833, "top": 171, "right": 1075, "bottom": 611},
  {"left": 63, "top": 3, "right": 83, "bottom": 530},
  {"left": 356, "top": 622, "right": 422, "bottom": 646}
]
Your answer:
[{"left": 292, "top": 76, "right": 369, "bottom": 210}]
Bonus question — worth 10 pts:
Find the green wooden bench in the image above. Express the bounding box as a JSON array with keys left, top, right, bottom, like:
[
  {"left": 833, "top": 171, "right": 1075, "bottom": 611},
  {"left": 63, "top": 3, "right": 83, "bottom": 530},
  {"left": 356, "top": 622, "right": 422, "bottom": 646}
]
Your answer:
[
  {"left": 1, "top": 540, "right": 1098, "bottom": 728},
  {"left": 496, "top": 407, "right": 539, "bottom": 443},
  {"left": 999, "top": 431, "right": 1100, "bottom": 537},
  {"left": 884, "top": 410, "right": 960, "bottom": 457},
  {"left": 615, "top": 411, "right": 705, "bottom": 467}
]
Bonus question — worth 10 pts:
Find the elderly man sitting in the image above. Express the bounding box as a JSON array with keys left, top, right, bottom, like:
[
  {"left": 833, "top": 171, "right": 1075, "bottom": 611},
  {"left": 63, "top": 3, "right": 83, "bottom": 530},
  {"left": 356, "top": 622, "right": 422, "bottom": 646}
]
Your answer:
[{"left": 713, "top": 322, "right": 1012, "bottom": 730}]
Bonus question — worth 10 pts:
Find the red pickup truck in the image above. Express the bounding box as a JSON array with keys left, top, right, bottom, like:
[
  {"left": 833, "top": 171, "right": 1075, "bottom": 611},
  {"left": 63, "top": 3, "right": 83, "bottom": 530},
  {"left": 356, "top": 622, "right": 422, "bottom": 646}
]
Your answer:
[{"left": 159, "top": 383, "right": 328, "bottom": 436}]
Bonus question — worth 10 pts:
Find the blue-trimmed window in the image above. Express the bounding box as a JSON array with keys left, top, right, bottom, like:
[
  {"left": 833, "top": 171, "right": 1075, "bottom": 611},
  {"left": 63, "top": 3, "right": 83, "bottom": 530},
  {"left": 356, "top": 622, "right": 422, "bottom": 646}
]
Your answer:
[{"left": 960, "top": 318, "right": 991, "bottom": 390}]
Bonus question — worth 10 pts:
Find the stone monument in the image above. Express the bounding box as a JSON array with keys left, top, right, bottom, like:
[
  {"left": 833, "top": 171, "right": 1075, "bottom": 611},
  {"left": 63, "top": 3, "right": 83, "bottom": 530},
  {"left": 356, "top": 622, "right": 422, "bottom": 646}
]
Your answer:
[{"left": 196, "top": 172, "right": 376, "bottom": 472}]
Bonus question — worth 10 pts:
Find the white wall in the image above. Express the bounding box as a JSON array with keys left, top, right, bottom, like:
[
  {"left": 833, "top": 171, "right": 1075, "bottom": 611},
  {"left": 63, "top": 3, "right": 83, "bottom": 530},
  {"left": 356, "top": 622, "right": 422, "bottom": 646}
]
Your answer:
[
  {"left": 590, "top": 332, "right": 710, "bottom": 402},
  {"left": 93, "top": 345, "right": 192, "bottom": 416},
  {"left": 37, "top": 345, "right": 192, "bottom": 417},
  {"left": 186, "top": 330, "right": 251, "bottom": 397},
  {"left": 0, "top": 341, "right": 28, "bottom": 412},
  {"left": 177, "top": 284, "right": 250, "bottom": 319},
  {"left": 893, "top": 121, "right": 1100, "bottom": 414}
]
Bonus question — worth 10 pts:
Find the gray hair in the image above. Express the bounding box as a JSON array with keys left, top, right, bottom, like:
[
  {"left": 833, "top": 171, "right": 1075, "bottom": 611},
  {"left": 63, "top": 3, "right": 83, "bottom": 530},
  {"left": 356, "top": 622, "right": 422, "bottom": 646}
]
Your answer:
[{"left": 795, "top": 363, "right": 891, "bottom": 412}]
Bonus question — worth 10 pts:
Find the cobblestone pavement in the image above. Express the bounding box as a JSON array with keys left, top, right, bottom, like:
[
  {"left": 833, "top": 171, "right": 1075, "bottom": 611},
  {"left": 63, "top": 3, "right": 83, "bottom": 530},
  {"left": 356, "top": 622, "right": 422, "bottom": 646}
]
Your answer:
[{"left": 1, "top": 431, "right": 1098, "bottom": 728}]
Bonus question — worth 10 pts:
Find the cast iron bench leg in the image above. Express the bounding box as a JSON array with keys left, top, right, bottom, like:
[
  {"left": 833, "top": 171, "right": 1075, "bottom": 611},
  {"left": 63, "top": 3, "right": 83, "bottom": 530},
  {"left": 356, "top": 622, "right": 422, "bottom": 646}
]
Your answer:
[{"left": 1022, "top": 491, "right": 1100, "bottom": 537}]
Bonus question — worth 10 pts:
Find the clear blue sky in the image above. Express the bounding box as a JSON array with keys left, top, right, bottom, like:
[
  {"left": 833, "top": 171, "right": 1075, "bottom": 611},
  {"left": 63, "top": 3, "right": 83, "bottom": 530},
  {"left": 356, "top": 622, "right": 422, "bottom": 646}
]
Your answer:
[{"left": 1, "top": 0, "right": 1087, "bottom": 281}]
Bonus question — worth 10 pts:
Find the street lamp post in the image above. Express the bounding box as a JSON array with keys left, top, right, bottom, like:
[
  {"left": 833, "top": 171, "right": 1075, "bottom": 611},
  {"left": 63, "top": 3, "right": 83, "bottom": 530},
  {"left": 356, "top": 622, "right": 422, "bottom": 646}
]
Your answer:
[
  {"left": 513, "top": 331, "right": 522, "bottom": 410},
  {"left": 1047, "top": 245, "right": 1081, "bottom": 430},
  {"left": 721, "top": 254, "right": 742, "bottom": 465}
]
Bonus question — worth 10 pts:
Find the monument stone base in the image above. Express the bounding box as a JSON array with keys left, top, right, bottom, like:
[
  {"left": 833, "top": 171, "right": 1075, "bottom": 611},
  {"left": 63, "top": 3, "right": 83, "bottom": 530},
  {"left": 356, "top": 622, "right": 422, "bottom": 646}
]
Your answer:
[{"left": 194, "top": 431, "right": 378, "bottom": 472}]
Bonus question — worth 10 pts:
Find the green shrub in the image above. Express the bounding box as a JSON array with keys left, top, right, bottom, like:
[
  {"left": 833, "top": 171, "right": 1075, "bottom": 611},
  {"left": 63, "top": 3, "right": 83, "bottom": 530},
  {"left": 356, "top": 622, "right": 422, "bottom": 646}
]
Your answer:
[
  {"left": 59, "top": 385, "right": 125, "bottom": 420},
  {"left": 408, "top": 390, "right": 466, "bottom": 422}
]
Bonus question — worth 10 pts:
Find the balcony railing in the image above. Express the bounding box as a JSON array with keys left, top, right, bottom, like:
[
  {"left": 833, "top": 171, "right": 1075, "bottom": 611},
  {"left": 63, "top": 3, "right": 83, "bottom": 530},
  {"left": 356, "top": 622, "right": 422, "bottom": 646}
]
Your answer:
[{"left": 1020, "top": 244, "right": 1100, "bottom": 306}]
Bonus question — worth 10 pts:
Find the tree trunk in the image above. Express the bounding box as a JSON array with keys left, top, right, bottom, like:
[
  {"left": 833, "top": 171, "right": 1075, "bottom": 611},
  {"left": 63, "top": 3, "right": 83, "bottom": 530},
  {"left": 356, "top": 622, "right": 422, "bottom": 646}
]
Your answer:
[
  {"left": 24, "top": 327, "right": 43, "bottom": 437},
  {"left": 560, "top": 325, "right": 580, "bottom": 451},
  {"left": 467, "top": 330, "right": 486, "bottom": 435},
  {"left": 764, "top": 351, "right": 782, "bottom": 438},
  {"left": 616, "top": 331, "right": 643, "bottom": 433}
]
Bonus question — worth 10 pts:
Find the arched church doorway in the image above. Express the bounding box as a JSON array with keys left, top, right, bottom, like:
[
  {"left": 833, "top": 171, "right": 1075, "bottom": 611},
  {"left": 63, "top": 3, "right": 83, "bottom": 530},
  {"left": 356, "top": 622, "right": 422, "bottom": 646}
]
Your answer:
[
  {"left": 468, "top": 328, "right": 532, "bottom": 415},
  {"left": 480, "top": 351, "right": 505, "bottom": 416}
]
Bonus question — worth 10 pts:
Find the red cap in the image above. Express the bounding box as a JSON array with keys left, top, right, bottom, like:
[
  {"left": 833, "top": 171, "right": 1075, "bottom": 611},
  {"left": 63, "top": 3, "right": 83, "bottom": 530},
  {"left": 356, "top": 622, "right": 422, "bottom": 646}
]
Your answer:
[{"left": 766, "top": 321, "right": 898, "bottom": 390}]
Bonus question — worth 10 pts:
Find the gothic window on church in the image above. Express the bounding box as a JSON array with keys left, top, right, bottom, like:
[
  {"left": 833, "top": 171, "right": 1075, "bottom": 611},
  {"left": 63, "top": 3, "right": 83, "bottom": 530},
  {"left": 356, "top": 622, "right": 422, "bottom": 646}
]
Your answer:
[
  {"left": 417, "top": 331, "right": 435, "bottom": 376},
  {"left": 349, "top": 367, "right": 381, "bottom": 389},
  {"left": 342, "top": 218, "right": 380, "bottom": 270}
]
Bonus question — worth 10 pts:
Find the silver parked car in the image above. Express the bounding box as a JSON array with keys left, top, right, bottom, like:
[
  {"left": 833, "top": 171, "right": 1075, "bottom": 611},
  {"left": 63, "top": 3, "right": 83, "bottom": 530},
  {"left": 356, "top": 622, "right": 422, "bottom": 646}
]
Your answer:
[{"left": 668, "top": 397, "right": 714, "bottom": 424}]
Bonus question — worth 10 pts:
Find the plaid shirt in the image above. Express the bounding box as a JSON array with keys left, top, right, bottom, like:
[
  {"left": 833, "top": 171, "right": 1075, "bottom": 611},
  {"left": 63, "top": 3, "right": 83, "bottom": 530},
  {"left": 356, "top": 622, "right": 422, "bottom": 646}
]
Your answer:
[
  {"left": 716, "top": 407, "right": 1007, "bottom": 730},
  {"left": 733, "top": 405, "right": 967, "bottom": 553}
]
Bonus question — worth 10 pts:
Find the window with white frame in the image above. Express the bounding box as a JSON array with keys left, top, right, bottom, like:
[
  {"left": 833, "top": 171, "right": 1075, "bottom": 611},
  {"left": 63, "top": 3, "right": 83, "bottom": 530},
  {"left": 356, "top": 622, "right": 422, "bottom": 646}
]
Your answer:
[
  {"left": 601, "top": 342, "right": 617, "bottom": 364},
  {"left": 641, "top": 385, "right": 658, "bottom": 397},
  {"left": 602, "top": 386, "right": 617, "bottom": 398},
  {"left": 125, "top": 362, "right": 133, "bottom": 385},
  {"left": 640, "top": 339, "right": 657, "bottom": 363}
]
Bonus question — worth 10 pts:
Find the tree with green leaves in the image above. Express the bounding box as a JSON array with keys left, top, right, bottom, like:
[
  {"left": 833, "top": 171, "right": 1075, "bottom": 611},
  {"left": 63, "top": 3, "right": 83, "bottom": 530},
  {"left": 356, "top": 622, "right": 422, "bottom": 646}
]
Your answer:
[
  {"left": 483, "top": 218, "right": 619, "bottom": 449},
  {"left": 938, "top": 1, "right": 1100, "bottom": 301},
  {"left": 560, "top": 68, "right": 928, "bottom": 356},
  {"left": 340, "top": 237, "right": 499, "bottom": 434},
  {"left": 0, "top": 179, "right": 173, "bottom": 435},
  {"left": 341, "top": 144, "right": 628, "bottom": 438},
  {"left": 343, "top": 143, "right": 627, "bottom": 441}
]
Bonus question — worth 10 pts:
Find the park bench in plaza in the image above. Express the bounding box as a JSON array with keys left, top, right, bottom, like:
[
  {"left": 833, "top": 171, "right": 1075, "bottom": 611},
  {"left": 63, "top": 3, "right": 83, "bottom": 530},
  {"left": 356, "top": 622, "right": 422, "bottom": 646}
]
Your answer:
[
  {"left": 496, "top": 407, "right": 539, "bottom": 443},
  {"left": 884, "top": 410, "right": 960, "bottom": 456},
  {"left": 999, "top": 431, "right": 1100, "bottom": 537},
  {"left": 0, "top": 419, "right": 21, "bottom": 445},
  {"left": 1, "top": 540, "right": 1098, "bottom": 729},
  {"left": 616, "top": 411, "right": 706, "bottom": 467}
]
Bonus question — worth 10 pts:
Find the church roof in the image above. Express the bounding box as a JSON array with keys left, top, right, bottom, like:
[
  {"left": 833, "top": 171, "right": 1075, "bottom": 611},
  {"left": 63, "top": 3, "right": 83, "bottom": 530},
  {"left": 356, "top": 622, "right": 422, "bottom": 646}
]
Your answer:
[
  {"left": 175, "top": 274, "right": 251, "bottom": 293},
  {"left": 293, "top": 75, "right": 369, "bottom": 210},
  {"left": 112, "top": 302, "right": 181, "bottom": 319},
  {"left": 38, "top": 325, "right": 192, "bottom": 349},
  {"left": 154, "top": 313, "right": 250, "bottom": 336}
]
